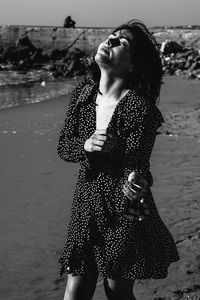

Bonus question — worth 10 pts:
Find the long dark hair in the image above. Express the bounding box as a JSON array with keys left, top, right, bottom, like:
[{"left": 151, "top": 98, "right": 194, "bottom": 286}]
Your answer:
[{"left": 87, "top": 19, "right": 162, "bottom": 105}]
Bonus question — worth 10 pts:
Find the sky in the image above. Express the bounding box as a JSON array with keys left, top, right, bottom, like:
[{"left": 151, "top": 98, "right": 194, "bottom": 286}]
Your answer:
[{"left": 0, "top": 0, "right": 199, "bottom": 28}]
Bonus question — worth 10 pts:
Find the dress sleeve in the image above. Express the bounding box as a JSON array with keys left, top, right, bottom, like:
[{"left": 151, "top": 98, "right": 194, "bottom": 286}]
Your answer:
[
  {"left": 122, "top": 100, "right": 164, "bottom": 185},
  {"left": 57, "top": 82, "right": 90, "bottom": 167}
]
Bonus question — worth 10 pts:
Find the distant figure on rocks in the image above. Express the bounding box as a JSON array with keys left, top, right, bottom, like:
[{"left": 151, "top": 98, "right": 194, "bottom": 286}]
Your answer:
[
  {"left": 57, "top": 19, "right": 179, "bottom": 300},
  {"left": 64, "top": 16, "right": 76, "bottom": 28}
]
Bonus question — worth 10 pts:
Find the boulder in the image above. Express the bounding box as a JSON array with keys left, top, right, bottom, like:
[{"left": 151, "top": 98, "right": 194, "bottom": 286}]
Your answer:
[{"left": 161, "top": 40, "right": 184, "bottom": 55}]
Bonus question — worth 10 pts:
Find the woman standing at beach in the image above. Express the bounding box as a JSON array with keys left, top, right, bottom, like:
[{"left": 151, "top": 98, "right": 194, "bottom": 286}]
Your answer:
[{"left": 57, "top": 19, "right": 179, "bottom": 300}]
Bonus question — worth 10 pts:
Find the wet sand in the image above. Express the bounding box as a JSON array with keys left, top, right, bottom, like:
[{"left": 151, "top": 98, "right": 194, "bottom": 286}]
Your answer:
[{"left": 0, "top": 77, "right": 200, "bottom": 299}]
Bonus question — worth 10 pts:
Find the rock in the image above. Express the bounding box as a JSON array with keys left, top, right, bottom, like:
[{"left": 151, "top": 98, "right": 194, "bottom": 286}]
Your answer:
[
  {"left": 160, "top": 40, "right": 184, "bottom": 55},
  {"left": 161, "top": 43, "right": 200, "bottom": 79}
]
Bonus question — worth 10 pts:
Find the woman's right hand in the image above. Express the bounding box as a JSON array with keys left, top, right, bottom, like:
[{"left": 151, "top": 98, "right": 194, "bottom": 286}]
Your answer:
[{"left": 84, "top": 129, "right": 117, "bottom": 153}]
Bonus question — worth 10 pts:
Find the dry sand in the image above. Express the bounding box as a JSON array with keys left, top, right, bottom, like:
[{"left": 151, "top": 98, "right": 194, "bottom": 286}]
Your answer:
[{"left": 0, "top": 76, "right": 200, "bottom": 300}]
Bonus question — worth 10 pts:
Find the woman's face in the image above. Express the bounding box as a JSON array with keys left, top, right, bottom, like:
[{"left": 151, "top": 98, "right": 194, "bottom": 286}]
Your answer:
[{"left": 95, "top": 29, "right": 134, "bottom": 76}]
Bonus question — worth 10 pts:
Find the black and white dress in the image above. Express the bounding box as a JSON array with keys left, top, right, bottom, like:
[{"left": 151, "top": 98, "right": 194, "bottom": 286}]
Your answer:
[{"left": 57, "top": 81, "right": 179, "bottom": 280}]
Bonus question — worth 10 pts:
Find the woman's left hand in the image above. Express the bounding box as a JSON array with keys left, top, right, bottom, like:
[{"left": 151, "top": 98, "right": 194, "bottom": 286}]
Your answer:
[
  {"left": 122, "top": 171, "right": 150, "bottom": 220},
  {"left": 122, "top": 171, "right": 148, "bottom": 201}
]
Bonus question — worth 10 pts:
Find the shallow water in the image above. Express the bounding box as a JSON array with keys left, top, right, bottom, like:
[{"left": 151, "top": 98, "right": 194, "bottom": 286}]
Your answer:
[{"left": 0, "top": 70, "right": 76, "bottom": 109}]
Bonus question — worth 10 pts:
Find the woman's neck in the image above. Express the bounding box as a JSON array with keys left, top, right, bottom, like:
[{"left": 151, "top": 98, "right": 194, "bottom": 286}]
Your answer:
[{"left": 98, "top": 70, "right": 129, "bottom": 100}]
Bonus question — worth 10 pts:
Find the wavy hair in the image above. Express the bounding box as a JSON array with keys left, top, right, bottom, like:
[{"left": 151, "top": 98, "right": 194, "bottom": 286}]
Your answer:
[{"left": 87, "top": 19, "right": 162, "bottom": 105}]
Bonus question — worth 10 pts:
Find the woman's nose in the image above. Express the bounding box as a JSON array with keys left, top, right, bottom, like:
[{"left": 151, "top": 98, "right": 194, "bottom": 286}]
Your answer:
[{"left": 106, "top": 37, "right": 120, "bottom": 48}]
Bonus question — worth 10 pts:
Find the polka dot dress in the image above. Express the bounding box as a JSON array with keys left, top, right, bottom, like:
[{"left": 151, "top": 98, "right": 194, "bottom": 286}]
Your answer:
[{"left": 57, "top": 81, "right": 180, "bottom": 280}]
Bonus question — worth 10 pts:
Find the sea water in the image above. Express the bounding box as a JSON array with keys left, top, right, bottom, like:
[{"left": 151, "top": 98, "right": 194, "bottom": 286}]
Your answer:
[{"left": 0, "top": 70, "right": 76, "bottom": 109}]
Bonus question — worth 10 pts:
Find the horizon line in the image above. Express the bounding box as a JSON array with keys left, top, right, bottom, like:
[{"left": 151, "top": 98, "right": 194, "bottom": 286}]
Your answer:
[{"left": 0, "top": 24, "right": 200, "bottom": 29}]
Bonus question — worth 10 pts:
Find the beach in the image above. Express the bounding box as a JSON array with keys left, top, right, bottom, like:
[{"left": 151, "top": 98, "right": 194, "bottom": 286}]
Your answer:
[{"left": 1, "top": 76, "right": 200, "bottom": 299}]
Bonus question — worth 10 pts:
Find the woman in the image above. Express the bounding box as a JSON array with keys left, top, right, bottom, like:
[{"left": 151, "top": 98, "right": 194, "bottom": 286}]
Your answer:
[{"left": 57, "top": 19, "right": 179, "bottom": 300}]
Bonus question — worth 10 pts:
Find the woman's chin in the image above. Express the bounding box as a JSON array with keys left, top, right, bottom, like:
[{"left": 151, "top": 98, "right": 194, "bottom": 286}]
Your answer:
[{"left": 94, "top": 53, "right": 110, "bottom": 68}]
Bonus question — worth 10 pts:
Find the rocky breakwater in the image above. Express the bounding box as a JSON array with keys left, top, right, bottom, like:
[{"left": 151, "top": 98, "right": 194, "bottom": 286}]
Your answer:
[
  {"left": 0, "top": 26, "right": 113, "bottom": 80},
  {"left": 0, "top": 26, "right": 200, "bottom": 79}
]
